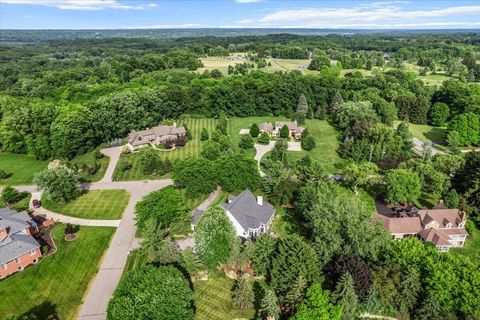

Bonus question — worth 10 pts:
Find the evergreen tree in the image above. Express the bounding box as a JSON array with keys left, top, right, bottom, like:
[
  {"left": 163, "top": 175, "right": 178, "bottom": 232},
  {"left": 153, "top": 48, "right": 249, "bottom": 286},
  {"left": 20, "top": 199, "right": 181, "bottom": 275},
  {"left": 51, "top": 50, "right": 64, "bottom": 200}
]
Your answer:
[
  {"left": 258, "top": 290, "right": 280, "bottom": 320},
  {"left": 270, "top": 236, "right": 321, "bottom": 302},
  {"left": 297, "top": 94, "right": 309, "bottom": 114},
  {"left": 280, "top": 125, "right": 290, "bottom": 139},
  {"left": 397, "top": 269, "right": 421, "bottom": 318},
  {"left": 250, "top": 123, "right": 260, "bottom": 137},
  {"left": 329, "top": 92, "right": 344, "bottom": 114},
  {"left": 232, "top": 274, "right": 254, "bottom": 311},
  {"left": 331, "top": 273, "right": 358, "bottom": 320},
  {"left": 200, "top": 128, "right": 209, "bottom": 141},
  {"left": 285, "top": 276, "right": 308, "bottom": 308},
  {"left": 447, "top": 130, "right": 461, "bottom": 154},
  {"left": 249, "top": 233, "right": 277, "bottom": 276}
]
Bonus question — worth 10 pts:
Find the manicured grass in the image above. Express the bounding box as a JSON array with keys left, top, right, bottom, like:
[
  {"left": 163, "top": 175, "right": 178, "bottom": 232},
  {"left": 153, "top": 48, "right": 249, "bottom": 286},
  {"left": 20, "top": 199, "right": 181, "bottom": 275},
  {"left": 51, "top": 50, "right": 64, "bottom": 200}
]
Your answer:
[
  {"left": 272, "top": 207, "right": 305, "bottom": 238},
  {"left": 194, "top": 272, "right": 255, "bottom": 320},
  {"left": 0, "top": 152, "right": 49, "bottom": 185},
  {"left": 112, "top": 118, "right": 217, "bottom": 181},
  {"left": 41, "top": 190, "right": 129, "bottom": 220},
  {"left": 0, "top": 225, "right": 115, "bottom": 320},
  {"left": 287, "top": 119, "right": 342, "bottom": 173},
  {"left": 404, "top": 122, "right": 446, "bottom": 143},
  {"left": 71, "top": 151, "right": 110, "bottom": 182},
  {"left": 450, "top": 220, "right": 480, "bottom": 264}
]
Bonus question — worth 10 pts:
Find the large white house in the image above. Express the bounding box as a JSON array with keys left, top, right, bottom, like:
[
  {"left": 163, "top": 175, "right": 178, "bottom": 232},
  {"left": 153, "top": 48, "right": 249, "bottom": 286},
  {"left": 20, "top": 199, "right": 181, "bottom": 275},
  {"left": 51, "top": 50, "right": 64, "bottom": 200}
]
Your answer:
[{"left": 192, "top": 189, "right": 275, "bottom": 239}]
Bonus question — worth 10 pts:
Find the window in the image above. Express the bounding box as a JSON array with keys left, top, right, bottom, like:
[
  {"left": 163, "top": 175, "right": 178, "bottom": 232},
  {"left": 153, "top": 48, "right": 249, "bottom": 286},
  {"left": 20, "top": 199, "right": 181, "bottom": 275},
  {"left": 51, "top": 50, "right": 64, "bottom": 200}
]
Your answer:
[
  {"left": 1, "top": 264, "right": 7, "bottom": 270},
  {"left": 15, "top": 258, "right": 20, "bottom": 264},
  {"left": 458, "top": 222, "right": 465, "bottom": 228},
  {"left": 446, "top": 223, "right": 452, "bottom": 229},
  {"left": 29, "top": 250, "right": 36, "bottom": 256}
]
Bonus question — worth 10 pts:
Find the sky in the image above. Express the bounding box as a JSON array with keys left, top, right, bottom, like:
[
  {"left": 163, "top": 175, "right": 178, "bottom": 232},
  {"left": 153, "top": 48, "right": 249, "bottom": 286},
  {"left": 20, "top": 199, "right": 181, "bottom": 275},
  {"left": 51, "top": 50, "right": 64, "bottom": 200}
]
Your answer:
[{"left": 0, "top": 0, "right": 480, "bottom": 30}]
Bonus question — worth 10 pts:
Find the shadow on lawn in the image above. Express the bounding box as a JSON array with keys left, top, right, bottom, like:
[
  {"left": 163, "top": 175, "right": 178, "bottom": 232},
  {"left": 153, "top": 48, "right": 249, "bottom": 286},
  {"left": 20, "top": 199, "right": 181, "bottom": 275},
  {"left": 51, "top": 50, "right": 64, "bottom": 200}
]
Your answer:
[
  {"left": 423, "top": 127, "right": 446, "bottom": 143},
  {"left": 15, "top": 301, "right": 59, "bottom": 320}
]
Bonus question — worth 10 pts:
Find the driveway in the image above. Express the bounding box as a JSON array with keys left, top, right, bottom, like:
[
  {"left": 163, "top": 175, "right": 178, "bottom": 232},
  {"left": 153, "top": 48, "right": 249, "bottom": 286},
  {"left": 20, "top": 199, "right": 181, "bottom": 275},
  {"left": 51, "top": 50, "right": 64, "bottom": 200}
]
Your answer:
[
  {"left": 77, "top": 178, "right": 173, "bottom": 320},
  {"left": 99, "top": 146, "right": 122, "bottom": 183},
  {"left": 254, "top": 141, "right": 302, "bottom": 176},
  {"left": 412, "top": 137, "right": 445, "bottom": 156}
]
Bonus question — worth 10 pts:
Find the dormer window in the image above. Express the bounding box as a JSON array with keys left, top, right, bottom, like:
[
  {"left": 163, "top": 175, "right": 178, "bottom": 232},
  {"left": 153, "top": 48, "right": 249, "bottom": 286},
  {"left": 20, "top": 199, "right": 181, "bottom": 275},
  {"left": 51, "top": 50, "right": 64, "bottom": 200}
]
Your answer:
[
  {"left": 446, "top": 223, "right": 452, "bottom": 229},
  {"left": 459, "top": 222, "right": 465, "bottom": 228}
]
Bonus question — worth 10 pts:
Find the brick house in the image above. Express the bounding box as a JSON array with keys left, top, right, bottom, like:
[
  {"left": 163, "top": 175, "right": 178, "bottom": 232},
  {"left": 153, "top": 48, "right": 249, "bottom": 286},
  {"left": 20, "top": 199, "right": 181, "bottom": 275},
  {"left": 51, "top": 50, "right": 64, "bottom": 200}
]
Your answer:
[
  {"left": 259, "top": 121, "right": 304, "bottom": 139},
  {"left": 376, "top": 201, "right": 468, "bottom": 252},
  {"left": 126, "top": 123, "right": 186, "bottom": 151},
  {"left": 0, "top": 208, "right": 42, "bottom": 278}
]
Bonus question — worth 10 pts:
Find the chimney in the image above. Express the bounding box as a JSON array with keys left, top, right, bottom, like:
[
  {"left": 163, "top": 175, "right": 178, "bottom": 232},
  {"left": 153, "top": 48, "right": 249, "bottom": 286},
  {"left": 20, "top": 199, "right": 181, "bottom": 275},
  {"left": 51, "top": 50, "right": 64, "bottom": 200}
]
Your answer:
[
  {"left": 257, "top": 196, "right": 263, "bottom": 206},
  {"left": 0, "top": 227, "right": 8, "bottom": 242}
]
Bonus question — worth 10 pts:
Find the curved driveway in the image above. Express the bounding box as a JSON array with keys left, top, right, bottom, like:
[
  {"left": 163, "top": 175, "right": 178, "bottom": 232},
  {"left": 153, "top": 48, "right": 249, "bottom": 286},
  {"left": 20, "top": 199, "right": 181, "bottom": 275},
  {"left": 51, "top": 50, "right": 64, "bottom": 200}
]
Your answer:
[
  {"left": 4, "top": 146, "right": 173, "bottom": 320},
  {"left": 254, "top": 141, "right": 302, "bottom": 176}
]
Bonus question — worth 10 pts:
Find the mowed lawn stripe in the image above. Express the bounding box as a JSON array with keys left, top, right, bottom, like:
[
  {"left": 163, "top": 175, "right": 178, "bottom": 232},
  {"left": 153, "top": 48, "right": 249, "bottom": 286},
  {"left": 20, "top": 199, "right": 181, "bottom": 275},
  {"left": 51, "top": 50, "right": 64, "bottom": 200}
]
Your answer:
[
  {"left": 41, "top": 189, "right": 130, "bottom": 220},
  {"left": 0, "top": 225, "right": 115, "bottom": 320}
]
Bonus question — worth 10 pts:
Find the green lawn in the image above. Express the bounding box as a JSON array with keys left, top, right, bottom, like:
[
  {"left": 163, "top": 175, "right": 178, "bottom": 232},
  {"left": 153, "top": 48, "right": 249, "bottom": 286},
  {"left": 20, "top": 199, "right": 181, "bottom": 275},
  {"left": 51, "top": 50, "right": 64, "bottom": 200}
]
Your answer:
[
  {"left": 0, "top": 225, "right": 115, "bottom": 320},
  {"left": 272, "top": 207, "right": 305, "bottom": 238},
  {"left": 287, "top": 119, "right": 342, "bottom": 173},
  {"left": 194, "top": 272, "right": 255, "bottom": 320},
  {"left": 450, "top": 220, "right": 480, "bottom": 264},
  {"left": 41, "top": 190, "right": 129, "bottom": 220},
  {"left": 113, "top": 118, "right": 217, "bottom": 181},
  {"left": 393, "top": 121, "right": 446, "bottom": 143},
  {"left": 71, "top": 151, "right": 110, "bottom": 182},
  {"left": 0, "top": 152, "right": 49, "bottom": 185}
]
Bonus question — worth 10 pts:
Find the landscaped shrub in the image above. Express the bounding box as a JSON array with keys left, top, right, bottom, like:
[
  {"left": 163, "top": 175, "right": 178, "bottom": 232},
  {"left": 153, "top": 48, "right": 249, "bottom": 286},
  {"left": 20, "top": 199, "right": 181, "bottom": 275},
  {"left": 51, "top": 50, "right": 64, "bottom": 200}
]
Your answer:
[
  {"left": 239, "top": 134, "right": 254, "bottom": 149},
  {"left": 0, "top": 169, "right": 11, "bottom": 179},
  {"left": 301, "top": 135, "right": 316, "bottom": 151},
  {"left": 249, "top": 123, "right": 260, "bottom": 137},
  {"left": 200, "top": 128, "right": 209, "bottom": 141},
  {"left": 1, "top": 186, "right": 21, "bottom": 205},
  {"left": 280, "top": 125, "right": 290, "bottom": 138},
  {"left": 258, "top": 132, "right": 270, "bottom": 144},
  {"left": 118, "top": 161, "right": 132, "bottom": 172}
]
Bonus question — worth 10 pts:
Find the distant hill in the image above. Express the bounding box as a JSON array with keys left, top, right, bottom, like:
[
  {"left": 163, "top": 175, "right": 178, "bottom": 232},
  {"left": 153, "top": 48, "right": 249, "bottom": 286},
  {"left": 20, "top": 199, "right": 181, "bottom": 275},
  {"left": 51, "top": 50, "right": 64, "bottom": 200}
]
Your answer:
[{"left": 1, "top": 28, "right": 479, "bottom": 43}]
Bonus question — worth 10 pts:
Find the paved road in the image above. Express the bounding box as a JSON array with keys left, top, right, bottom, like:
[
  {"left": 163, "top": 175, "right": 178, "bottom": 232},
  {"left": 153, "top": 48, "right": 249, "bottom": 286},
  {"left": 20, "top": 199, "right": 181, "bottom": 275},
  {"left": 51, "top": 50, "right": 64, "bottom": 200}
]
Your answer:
[
  {"left": 254, "top": 141, "right": 302, "bottom": 176},
  {"left": 412, "top": 137, "right": 445, "bottom": 156},
  {"left": 77, "top": 178, "right": 173, "bottom": 320},
  {"left": 4, "top": 146, "right": 174, "bottom": 320}
]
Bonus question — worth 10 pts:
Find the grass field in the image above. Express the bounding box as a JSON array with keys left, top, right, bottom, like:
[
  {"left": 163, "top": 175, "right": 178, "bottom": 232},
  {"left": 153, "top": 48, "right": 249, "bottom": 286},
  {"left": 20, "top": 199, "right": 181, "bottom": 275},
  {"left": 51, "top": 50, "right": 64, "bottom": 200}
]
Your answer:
[
  {"left": 394, "top": 121, "right": 447, "bottom": 143},
  {"left": 41, "top": 190, "right": 129, "bottom": 220},
  {"left": 0, "top": 225, "right": 115, "bottom": 320},
  {"left": 113, "top": 118, "right": 217, "bottom": 181},
  {"left": 287, "top": 119, "right": 342, "bottom": 173},
  {"left": 450, "top": 220, "right": 480, "bottom": 264},
  {"left": 71, "top": 151, "right": 110, "bottom": 182},
  {"left": 0, "top": 152, "right": 49, "bottom": 185},
  {"left": 194, "top": 272, "right": 255, "bottom": 320}
]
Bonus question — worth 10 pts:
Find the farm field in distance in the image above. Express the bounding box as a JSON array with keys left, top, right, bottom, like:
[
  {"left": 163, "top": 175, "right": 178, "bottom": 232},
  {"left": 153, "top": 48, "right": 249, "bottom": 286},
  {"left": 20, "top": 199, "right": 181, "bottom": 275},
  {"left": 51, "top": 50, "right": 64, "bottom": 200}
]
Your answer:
[{"left": 0, "top": 225, "right": 115, "bottom": 320}]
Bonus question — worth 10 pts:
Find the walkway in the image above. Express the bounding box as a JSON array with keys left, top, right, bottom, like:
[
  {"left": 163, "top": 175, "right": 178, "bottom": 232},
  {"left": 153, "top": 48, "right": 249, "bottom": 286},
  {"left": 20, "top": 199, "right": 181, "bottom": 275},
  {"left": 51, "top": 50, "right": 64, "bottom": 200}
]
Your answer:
[{"left": 254, "top": 141, "right": 302, "bottom": 177}]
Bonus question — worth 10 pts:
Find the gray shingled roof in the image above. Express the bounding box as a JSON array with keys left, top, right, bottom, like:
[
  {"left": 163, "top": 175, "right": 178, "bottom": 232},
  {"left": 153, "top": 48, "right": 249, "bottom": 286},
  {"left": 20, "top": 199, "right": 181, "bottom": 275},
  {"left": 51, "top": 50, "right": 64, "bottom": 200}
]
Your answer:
[
  {"left": 0, "top": 208, "right": 32, "bottom": 234},
  {"left": 274, "top": 121, "right": 297, "bottom": 130},
  {"left": 221, "top": 190, "right": 275, "bottom": 230},
  {"left": 127, "top": 124, "right": 186, "bottom": 146},
  {"left": 0, "top": 209, "right": 40, "bottom": 265},
  {"left": 0, "top": 234, "right": 40, "bottom": 265}
]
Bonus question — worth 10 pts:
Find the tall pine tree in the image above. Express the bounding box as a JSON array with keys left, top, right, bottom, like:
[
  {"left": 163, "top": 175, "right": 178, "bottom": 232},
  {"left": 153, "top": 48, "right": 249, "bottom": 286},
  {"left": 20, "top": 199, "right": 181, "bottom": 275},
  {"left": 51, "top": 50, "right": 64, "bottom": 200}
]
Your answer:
[{"left": 331, "top": 273, "right": 358, "bottom": 320}]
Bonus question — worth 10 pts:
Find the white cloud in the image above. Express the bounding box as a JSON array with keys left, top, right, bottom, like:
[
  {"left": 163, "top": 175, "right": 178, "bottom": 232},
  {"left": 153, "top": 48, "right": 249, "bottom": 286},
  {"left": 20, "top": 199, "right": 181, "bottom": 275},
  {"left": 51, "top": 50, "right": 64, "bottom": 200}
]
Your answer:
[{"left": 0, "top": 0, "right": 154, "bottom": 10}]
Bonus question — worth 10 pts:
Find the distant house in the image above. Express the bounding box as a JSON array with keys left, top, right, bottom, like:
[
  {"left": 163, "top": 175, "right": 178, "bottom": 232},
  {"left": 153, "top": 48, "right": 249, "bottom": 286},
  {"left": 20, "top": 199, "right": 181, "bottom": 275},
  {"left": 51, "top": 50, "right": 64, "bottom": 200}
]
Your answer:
[
  {"left": 0, "top": 208, "right": 42, "bottom": 278},
  {"left": 126, "top": 124, "right": 186, "bottom": 150},
  {"left": 191, "top": 189, "right": 275, "bottom": 239},
  {"left": 258, "top": 121, "right": 304, "bottom": 139},
  {"left": 377, "top": 201, "right": 468, "bottom": 252}
]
